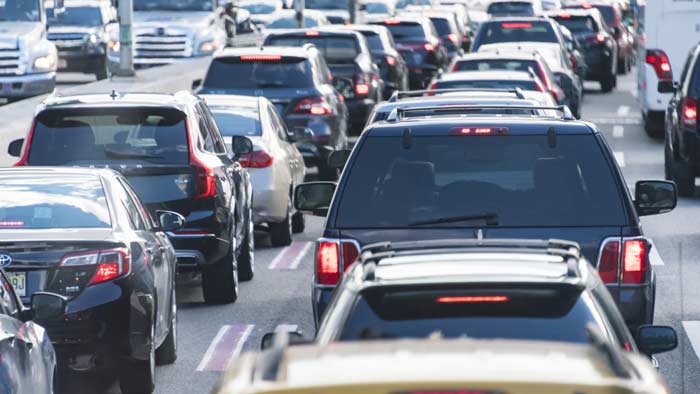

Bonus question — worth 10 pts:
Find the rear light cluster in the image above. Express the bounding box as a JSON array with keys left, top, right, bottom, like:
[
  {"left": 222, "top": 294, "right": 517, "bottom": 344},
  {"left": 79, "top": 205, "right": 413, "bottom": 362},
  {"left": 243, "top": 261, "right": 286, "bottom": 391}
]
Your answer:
[
  {"left": 446, "top": 33, "right": 459, "bottom": 44},
  {"left": 595, "top": 33, "right": 606, "bottom": 43},
  {"left": 315, "top": 239, "right": 360, "bottom": 285},
  {"left": 186, "top": 120, "right": 217, "bottom": 200},
  {"left": 682, "top": 98, "right": 698, "bottom": 128},
  {"left": 239, "top": 150, "right": 274, "bottom": 168},
  {"left": 13, "top": 120, "right": 36, "bottom": 166},
  {"left": 355, "top": 75, "right": 370, "bottom": 96},
  {"left": 597, "top": 238, "right": 648, "bottom": 284},
  {"left": 60, "top": 248, "right": 131, "bottom": 287},
  {"left": 646, "top": 49, "right": 673, "bottom": 80},
  {"left": 537, "top": 62, "right": 558, "bottom": 102},
  {"left": 293, "top": 97, "right": 332, "bottom": 115},
  {"left": 386, "top": 56, "right": 397, "bottom": 66}
]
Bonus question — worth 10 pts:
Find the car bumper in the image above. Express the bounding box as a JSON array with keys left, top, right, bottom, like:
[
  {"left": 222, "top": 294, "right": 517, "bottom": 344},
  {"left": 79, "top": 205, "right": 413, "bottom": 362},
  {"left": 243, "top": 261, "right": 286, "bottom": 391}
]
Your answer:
[
  {"left": 0, "top": 72, "right": 55, "bottom": 99},
  {"left": 250, "top": 171, "right": 289, "bottom": 224},
  {"left": 168, "top": 233, "right": 229, "bottom": 269},
  {"left": 312, "top": 286, "right": 335, "bottom": 327},
  {"left": 57, "top": 50, "right": 104, "bottom": 73}
]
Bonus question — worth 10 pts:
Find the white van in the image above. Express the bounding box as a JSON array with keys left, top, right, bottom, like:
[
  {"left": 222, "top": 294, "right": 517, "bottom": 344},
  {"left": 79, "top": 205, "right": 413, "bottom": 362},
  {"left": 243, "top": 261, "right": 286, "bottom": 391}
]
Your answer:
[{"left": 638, "top": 0, "right": 700, "bottom": 137}]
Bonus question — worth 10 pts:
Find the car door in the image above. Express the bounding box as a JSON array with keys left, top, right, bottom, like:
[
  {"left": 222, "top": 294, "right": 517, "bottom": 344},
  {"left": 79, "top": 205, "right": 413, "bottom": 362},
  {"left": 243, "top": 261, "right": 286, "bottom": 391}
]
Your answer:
[{"left": 269, "top": 103, "right": 305, "bottom": 187}]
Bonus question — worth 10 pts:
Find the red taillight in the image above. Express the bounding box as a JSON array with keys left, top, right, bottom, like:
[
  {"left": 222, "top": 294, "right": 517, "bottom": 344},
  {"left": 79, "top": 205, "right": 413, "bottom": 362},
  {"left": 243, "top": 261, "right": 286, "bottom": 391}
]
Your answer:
[
  {"left": 622, "top": 239, "right": 647, "bottom": 284},
  {"left": 239, "top": 150, "right": 273, "bottom": 168},
  {"left": 595, "top": 33, "right": 605, "bottom": 43},
  {"left": 597, "top": 240, "right": 620, "bottom": 283},
  {"left": 502, "top": 22, "right": 532, "bottom": 28},
  {"left": 559, "top": 12, "right": 571, "bottom": 18},
  {"left": 384, "top": 19, "right": 401, "bottom": 24},
  {"left": 645, "top": 49, "right": 673, "bottom": 80},
  {"left": 534, "top": 79, "right": 545, "bottom": 93},
  {"left": 386, "top": 56, "right": 397, "bottom": 66},
  {"left": 239, "top": 55, "right": 282, "bottom": 61},
  {"left": 446, "top": 33, "right": 459, "bottom": 43},
  {"left": 186, "top": 120, "right": 217, "bottom": 200},
  {"left": 315, "top": 239, "right": 359, "bottom": 285},
  {"left": 682, "top": 98, "right": 698, "bottom": 127},
  {"left": 424, "top": 43, "right": 435, "bottom": 52},
  {"left": 13, "top": 120, "right": 36, "bottom": 166},
  {"left": 293, "top": 97, "right": 332, "bottom": 115},
  {"left": 60, "top": 248, "right": 131, "bottom": 286},
  {"left": 582, "top": 3, "right": 593, "bottom": 8},
  {"left": 305, "top": 30, "right": 320, "bottom": 36},
  {"left": 436, "top": 296, "right": 509, "bottom": 303},
  {"left": 355, "top": 74, "right": 369, "bottom": 96}
]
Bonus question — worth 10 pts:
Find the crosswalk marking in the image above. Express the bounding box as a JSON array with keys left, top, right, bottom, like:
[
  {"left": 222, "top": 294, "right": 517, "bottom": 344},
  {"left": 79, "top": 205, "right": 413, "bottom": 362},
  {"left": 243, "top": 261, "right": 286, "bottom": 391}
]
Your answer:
[{"left": 196, "top": 324, "right": 253, "bottom": 372}]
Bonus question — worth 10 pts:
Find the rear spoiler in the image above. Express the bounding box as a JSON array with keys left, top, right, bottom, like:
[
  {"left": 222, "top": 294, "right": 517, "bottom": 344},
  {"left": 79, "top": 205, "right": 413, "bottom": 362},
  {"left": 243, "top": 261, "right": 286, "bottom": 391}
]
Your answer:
[{"left": 386, "top": 104, "right": 575, "bottom": 121}]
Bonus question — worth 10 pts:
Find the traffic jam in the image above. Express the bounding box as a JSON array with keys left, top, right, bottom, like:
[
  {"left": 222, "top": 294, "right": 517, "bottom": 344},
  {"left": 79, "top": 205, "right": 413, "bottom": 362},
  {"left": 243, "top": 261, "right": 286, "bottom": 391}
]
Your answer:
[{"left": 0, "top": 0, "right": 698, "bottom": 393}]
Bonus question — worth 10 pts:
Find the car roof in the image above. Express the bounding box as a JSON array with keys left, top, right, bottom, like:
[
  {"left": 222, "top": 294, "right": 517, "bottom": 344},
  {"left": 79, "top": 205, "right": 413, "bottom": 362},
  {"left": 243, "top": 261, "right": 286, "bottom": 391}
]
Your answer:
[
  {"left": 438, "top": 70, "right": 535, "bottom": 81},
  {"left": 455, "top": 50, "right": 539, "bottom": 61},
  {"left": 265, "top": 27, "right": 364, "bottom": 39},
  {"left": 547, "top": 8, "right": 601, "bottom": 17},
  {"left": 343, "top": 24, "right": 390, "bottom": 34},
  {"left": 214, "top": 45, "right": 314, "bottom": 59},
  {"left": 39, "top": 91, "right": 195, "bottom": 111},
  {"left": 59, "top": 0, "right": 108, "bottom": 7},
  {"left": 374, "top": 96, "right": 543, "bottom": 113},
  {"left": 200, "top": 94, "right": 261, "bottom": 109}
]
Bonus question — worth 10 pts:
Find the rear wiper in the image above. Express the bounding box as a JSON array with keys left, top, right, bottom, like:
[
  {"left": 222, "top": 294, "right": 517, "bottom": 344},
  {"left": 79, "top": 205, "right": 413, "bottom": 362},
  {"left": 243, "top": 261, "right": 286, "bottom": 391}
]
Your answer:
[
  {"left": 409, "top": 212, "right": 499, "bottom": 227},
  {"left": 104, "top": 148, "right": 163, "bottom": 160}
]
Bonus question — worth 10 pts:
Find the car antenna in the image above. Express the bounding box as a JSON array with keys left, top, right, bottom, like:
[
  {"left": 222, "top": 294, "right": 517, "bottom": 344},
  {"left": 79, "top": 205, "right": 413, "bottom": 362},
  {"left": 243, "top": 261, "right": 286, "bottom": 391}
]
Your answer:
[
  {"left": 110, "top": 90, "right": 119, "bottom": 100},
  {"left": 547, "top": 127, "right": 556, "bottom": 148},
  {"left": 402, "top": 128, "right": 412, "bottom": 149}
]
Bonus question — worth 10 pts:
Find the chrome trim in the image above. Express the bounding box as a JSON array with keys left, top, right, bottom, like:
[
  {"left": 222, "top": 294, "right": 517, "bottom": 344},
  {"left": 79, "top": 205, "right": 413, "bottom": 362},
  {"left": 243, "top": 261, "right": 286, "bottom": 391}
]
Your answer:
[
  {"left": 596, "top": 235, "right": 650, "bottom": 283},
  {"left": 166, "top": 232, "right": 217, "bottom": 238},
  {"left": 312, "top": 237, "right": 361, "bottom": 286}
]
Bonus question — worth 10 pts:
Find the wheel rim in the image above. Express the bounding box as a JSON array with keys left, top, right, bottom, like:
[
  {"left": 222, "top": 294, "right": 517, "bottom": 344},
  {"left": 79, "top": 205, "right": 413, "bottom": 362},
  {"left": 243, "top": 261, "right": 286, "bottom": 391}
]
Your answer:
[
  {"left": 172, "top": 287, "right": 177, "bottom": 353},
  {"left": 248, "top": 207, "right": 255, "bottom": 271},
  {"left": 286, "top": 200, "right": 292, "bottom": 236}
]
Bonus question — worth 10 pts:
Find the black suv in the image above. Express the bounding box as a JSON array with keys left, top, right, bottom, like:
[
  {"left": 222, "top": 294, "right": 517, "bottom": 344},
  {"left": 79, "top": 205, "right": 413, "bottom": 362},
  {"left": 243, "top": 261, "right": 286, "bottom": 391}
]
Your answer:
[
  {"left": 294, "top": 105, "right": 677, "bottom": 329},
  {"left": 47, "top": 0, "right": 116, "bottom": 80},
  {"left": 370, "top": 17, "right": 448, "bottom": 89},
  {"left": 197, "top": 46, "right": 349, "bottom": 181},
  {"left": 301, "top": 239, "right": 678, "bottom": 360},
  {"left": 263, "top": 28, "right": 382, "bottom": 134},
  {"left": 8, "top": 91, "right": 255, "bottom": 304},
  {"left": 663, "top": 42, "right": 700, "bottom": 197},
  {"left": 548, "top": 9, "right": 618, "bottom": 93}
]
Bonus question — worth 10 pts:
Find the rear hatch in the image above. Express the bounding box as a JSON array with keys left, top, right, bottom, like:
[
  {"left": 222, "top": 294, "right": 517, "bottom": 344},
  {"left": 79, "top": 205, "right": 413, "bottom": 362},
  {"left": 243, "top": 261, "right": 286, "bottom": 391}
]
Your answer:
[
  {"left": 550, "top": 14, "right": 603, "bottom": 50},
  {"left": 371, "top": 21, "right": 436, "bottom": 68}
]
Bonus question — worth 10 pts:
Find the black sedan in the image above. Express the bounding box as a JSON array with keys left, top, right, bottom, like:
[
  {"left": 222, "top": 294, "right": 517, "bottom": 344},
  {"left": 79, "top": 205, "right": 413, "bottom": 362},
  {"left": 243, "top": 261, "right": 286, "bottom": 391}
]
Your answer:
[{"left": 0, "top": 167, "right": 183, "bottom": 394}]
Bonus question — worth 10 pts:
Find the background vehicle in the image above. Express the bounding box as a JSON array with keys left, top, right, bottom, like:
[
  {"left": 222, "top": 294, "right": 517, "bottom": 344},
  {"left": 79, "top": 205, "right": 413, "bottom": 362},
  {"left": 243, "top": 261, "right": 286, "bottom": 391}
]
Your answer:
[
  {"left": 203, "top": 94, "right": 307, "bottom": 245},
  {"left": 263, "top": 28, "right": 382, "bottom": 133},
  {"left": 558, "top": 24, "right": 589, "bottom": 84},
  {"left": 264, "top": 9, "right": 330, "bottom": 29},
  {"left": 294, "top": 0, "right": 361, "bottom": 24},
  {"left": 8, "top": 92, "right": 255, "bottom": 304},
  {"left": 486, "top": 0, "right": 542, "bottom": 17},
  {"left": 198, "top": 46, "right": 349, "bottom": 181},
  {"left": 294, "top": 107, "right": 676, "bottom": 327},
  {"left": 347, "top": 24, "right": 410, "bottom": 99},
  {"left": 239, "top": 0, "right": 282, "bottom": 26},
  {"left": 429, "top": 70, "right": 552, "bottom": 98},
  {"left": 471, "top": 17, "right": 565, "bottom": 52},
  {"left": 549, "top": 9, "right": 618, "bottom": 92},
  {"left": 0, "top": 269, "right": 61, "bottom": 394},
  {"left": 414, "top": 11, "right": 465, "bottom": 59},
  {"left": 0, "top": 0, "right": 57, "bottom": 101},
  {"left": 637, "top": 0, "right": 700, "bottom": 137},
  {"left": 370, "top": 17, "right": 448, "bottom": 89},
  {"left": 0, "top": 167, "right": 182, "bottom": 394},
  {"left": 359, "top": 0, "right": 396, "bottom": 20},
  {"left": 46, "top": 0, "right": 117, "bottom": 80}
]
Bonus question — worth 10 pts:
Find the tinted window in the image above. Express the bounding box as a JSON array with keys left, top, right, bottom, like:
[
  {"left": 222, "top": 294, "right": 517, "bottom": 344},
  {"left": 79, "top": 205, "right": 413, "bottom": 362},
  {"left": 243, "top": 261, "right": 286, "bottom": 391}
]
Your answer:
[
  {"left": 0, "top": 0, "right": 40, "bottom": 22},
  {"left": 477, "top": 21, "right": 557, "bottom": 45},
  {"left": 361, "top": 32, "right": 385, "bottom": 52},
  {"left": 434, "top": 79, "right": 538, "bottom": 90},
  {"left": 267, "top": 16, "right": 323, "bottom": 28},
  {"left": 203, "top": 57, "right": 313, "bottom": 89},
  {"left": 594, "top": 5, "right": 615, "bottom": 27},
  {"left": 486, "top": 1, "right": 534, "bottom": 16},
  {"left": 240, "top": 2, "right": 276, "bottom": 14},
  {"left": 552, "top": 16, "right": 598, "bottom": 33},
  {"left": 365, "top": 2, "right": 390, "bottom": 13},
  {"left": 210, "top": 106, "right": 262, "bottom": 136},
  {"left": 456, "top": 59, "right": 539, "bottom": 74},
  {"left": 28, "top": 108, "right": 189, "bottom": 166},
  {"left": 303, "top": 0, "right": 348, "bottom": 9},
  {"left": 339, "top": 286, "right": 609, "bottom": 344},
  {"left": 335, "top": 135, "right": 626, "bottom": 228},
  {"left": 266, "top": 36, "right": 360, "bottom": 63},
  {"left": 0, "top": 175, "right": 111, "bottom": 229},
  {"left": 429, "top": 17, "right": 453, "bottom": 36},
  {"left": 47, "top": 6, "right": 103, "bottom": 26},
  {"left": 375, "top": 22, "right": 426, "bottom": 40}
]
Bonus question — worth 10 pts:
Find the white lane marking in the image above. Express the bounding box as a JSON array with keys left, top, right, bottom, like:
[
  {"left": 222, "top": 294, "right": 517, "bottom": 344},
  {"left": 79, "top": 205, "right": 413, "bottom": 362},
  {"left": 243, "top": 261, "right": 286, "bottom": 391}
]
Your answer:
[
  {"left": 649, "top": 242, "right": 665, "bottom": 266},
  {"left": 268, "top": 241, "right": 313, "bottom": 270},
  {"left": 614, "top": 151, "right": 626, "bottom": 167},
  {"left": 196, "top": 325, "right": 230, "bottom": 372},
  {"left": 683, "top": 321, "right": 700, "bottom": 362},
  {"left": 613, "top": 125, "right": 624, "bottom": 138},
  {"left": 617, "top": 105, "right": 630, "bottom": 116},
  {"left": 196, "top": 324, "right": 254, "bottom": 372},
  {"left": 288, "top": 242, "right": 313, "bottom": 270}
]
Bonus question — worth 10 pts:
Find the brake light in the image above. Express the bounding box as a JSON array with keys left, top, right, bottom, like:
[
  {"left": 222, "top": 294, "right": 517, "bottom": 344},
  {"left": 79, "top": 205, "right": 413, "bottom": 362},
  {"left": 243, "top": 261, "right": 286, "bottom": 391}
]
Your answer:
[
  {"left": 501, "top": 22, "right": 532, "bottom": 28},
  {"left": 446, "top": 33, "right": 459, "bottom": 43},
  {"left": 384, "top": 19, "right": 401, "bottom": 24},
  {"left": 622, "top": 239, "right": 647, "bottom": 284},
  {"left": 597, "top": 240, "right": 619, "bottom": 283},
  {"left": 682, "top": 98, "right": 698, "bottom": 127},
  {"left": 582, "top": 3, "right": 593, "bottom": 8},
  {"left": 315, "top": 239, "right": 360, "bottom": 285},
  {"left": 239, "top": 55, "right": 282, "bottom": 61},
  {"left": 386, "top": 56, "right": 397, "bottom": 66},
  {"left": 595, "top": 33, "right": 606, "bottom": 43},
  {"left": 305, "top": 30, "right": 320, "bottom": 36},
  {"left": 293, "top": 97, "right": 332, "bottom": 115},
  {"left": 60, "top": 248, "right": 131, "bottom": 286},
  {"left": 452, "top": 62, "right": 460, "bottom": 71},
  {"left": 569, "top": 53, "right": 578, "bottom": 72},
  {"left": 559, "top": 12, "right": 571, "bottom": 18},
  {"left": 13, "top": 120, "right": 35, "bottom": 166},
  {"left": 646, "top": 49, "right": 673, "bottom": 80},
  {"left": 188, "top": 120, "right": 217, "bottom": 200},
  {"left": 436, "top": 296, "right": 509, "bottom": 303},
  {"left": 424, "top": 43, "right": 435, "bottom": 52},
  {"left": 450, "top": 126, "right": 508, "bottom": 135},
  {"left": 239, "top": 150, "right": 274, "bottom": 168},
  {"left": 355, "top": 74, "right": 369, "bottom": 96}
]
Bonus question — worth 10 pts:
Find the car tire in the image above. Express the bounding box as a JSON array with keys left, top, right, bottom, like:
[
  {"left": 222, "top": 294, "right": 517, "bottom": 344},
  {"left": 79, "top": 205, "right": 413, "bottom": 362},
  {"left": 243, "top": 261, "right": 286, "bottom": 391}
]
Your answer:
[
  {"left": 119, "top": 326, "right": 156, "bottom": 394},
  {"left": 292, "top": 211, "right": 305, "bottom": 234},
  {"left": 269, "top": 200, "right": 292, "bottom": 247},
  {"left": 644, "top": 119, "right": 664, "bottom": 139},
  {"left": 201, "top": 238, "right": 239, "bottom": 304},
  {"left": 600, "top": 73, "right": 615, "bottom": 93},
  {"left": 617, "top": 56, "right": 627, "bottom": 75},
  {"left": 155, "top": 287, "right": 177, "bottom": 365},
  {"left": 95, "top": 55, "right": 109, "bottom": 81},
  {"left": 238, "top": 207, "right": 255, "bottom": 282}
]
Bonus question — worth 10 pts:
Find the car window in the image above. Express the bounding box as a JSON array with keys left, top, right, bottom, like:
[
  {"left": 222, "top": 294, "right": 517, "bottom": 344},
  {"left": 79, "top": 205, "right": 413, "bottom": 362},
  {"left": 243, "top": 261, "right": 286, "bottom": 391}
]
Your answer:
[
  {"left": 487, "top": 1, "right": 534, "bottom": 16},
  {"left": 269, "top": 104, "right": 290, "bottom": 142},
  {"left": 552, "top": 15, "right": 599, "bottom": 34},
  {"left": 477, "top": 21, "right": 558, "bottom": 46},
  {"left": 429, "top": 17, "right": 455, "bottom": 36},
  {"left": 47, "top": 5, "right": 103, "bottom": 26},
  {"left": 335, "top": 134, "right": 626, "bottom": 228},
  {"left": 434, "top": 78, "right": 539, "bottom": 91},
  {"left": 266, "top": 36, "right": 360, "bottom": 64},
  {"left": 210, "top": 105, "right": 262, "bottom": 137},
  {"left": 118, "top": 178, "right": 153, "bottom": 230},
  {"left": 0, "top": 271, "right": 20, "bottom": 317},
  {"left": 117, "top": 179, "right": 146, "bottom": 231},
  {"left": 199, "top": 104, "right": 228, "bottom": 154},
  {"left": 203, "top": 56, "right": 314, "bottom": 89},
  {"left": 374, "top": 22, "right": 427, "bottom": 40}
]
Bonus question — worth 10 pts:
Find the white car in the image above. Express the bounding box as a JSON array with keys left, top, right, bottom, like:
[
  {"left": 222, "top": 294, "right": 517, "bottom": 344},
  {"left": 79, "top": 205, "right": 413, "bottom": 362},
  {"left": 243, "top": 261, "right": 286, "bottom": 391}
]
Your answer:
[
  {"left": 264, "top": 9, "right": 330, "bottom": 29},
  {"left": 239, "top": 0, "right": 283, "bottom": 26},
  {"left": 637, "top": 0, "right": 700, "bottom": 138}
]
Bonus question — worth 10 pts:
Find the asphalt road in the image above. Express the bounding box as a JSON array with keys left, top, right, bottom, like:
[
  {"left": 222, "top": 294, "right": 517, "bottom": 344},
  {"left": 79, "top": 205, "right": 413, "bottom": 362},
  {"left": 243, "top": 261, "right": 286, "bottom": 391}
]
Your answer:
[{"left": 59, "top": 68, "right": 700, "bottom": 394}]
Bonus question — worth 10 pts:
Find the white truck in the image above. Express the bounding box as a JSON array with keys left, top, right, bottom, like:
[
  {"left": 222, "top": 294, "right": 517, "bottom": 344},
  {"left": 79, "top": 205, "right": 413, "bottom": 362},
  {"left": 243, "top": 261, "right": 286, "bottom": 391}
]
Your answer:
[
  {"left": 0, "top": 0, "right": 58, "bottom": 101},
  {"left": 637, "top": 0, "right": 700, "bottom": 137}
]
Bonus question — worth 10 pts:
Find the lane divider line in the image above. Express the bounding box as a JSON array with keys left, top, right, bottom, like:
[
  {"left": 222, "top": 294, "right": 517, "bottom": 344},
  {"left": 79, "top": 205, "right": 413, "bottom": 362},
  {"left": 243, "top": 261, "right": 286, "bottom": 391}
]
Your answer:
[
  {"left": 275, "top": 324, "right": 299, "bottom": 332},
  {"left": 614, "top": 151, "right": 626, "bottom": 168},
  {"left": 617, "top": 105, "right": 630, "bottom": 116},
  {"left": 649, "top": 241, "right": 665, "bottom": 266},
  {"left": 268, "top": 241, "right": 313, "bottom": 270},
  {"left": 196, "top": 324, "right": 254, "bottom": 372},
  {"left": 683, "top": 321, "right": 700, "bottom": 363},
  {"left": 613, "top": 125, "right": 624, "bottom": 138}
]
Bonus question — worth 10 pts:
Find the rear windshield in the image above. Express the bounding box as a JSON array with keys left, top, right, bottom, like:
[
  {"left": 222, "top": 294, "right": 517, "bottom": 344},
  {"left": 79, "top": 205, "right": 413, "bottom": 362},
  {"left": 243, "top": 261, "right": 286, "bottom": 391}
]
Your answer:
[
  {"left": 429, "top": 17, "right": 454, "bottom": 36},
  {"left": 552, "top": 15, "right": 598, "bottom": 33},
  {"left": 303, "top": 0, "right": 348, "bottom": 10},
  {"left": 486, "top": 1, "right": 534, "bottom": 16},
  {"left": 47, "top": 6, "right": 102, "bottom": 26},
  {"left": 375, "top": 22, "right": 426, "bottom": 40},
  {"left": 266, "top": 36, "right": 359, "bottom": 63},
  {"left": 477, "top": 21, "right": 557, "bottom": 45},
  {"left": 203, "top": 57, "right": 313, "bottom": 89},
  {"left": 210, "top": 106, "right": 261, "bottom": 137},
  {"left": 335, "top": 135, "right": 626, "bottom": 228},
  {"left": 0, "top": 175, "right": 111, "bottom": 229},
  {"left": 339, "top": 286, "right": 608, "bottom": 344},
  {"left": 361, "top": 32, "right": 385, "bottom": 52},
  {"left": 365, "top": 2, "right": 390, "bottom": 13},
  {"left": 434, "top": 79, "right": 538, "bottom": 91},
  {"left": 267, "top": 16, "right": 323, "bottom": 29},
  {"left": 456, "top": 59, "right": 539, "bottom": 74},
  {"left": 28, "top": 108, "right": 189, "bottom": 166}
]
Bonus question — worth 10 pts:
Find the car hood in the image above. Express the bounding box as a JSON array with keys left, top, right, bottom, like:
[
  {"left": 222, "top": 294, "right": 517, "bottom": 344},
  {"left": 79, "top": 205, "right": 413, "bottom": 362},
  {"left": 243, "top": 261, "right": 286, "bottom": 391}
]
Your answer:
[
  {"left": 0, "top": 22, "right": 43, "bottom": 46},
  {"left": 133, "top": 11, "right": 215, "bottom": 31}
]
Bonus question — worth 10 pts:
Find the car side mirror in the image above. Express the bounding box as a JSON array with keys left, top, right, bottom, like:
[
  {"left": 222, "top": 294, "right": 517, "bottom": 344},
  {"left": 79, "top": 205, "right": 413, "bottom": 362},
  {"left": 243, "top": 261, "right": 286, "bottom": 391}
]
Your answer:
[
  {"left": 31, "top": 292, "right": 67, "bottom": 320},
  {"left": 192, "top": 78, "right": 203, "bottom": 91},
  {"left": 292, "top": 127, "right": 314, "bottom": 142},
  {"left": 635, "top": 180, "right": 677, "bottom": 216},
  {"left": 294, "top": 182, "right": 336, "bottom": 216},
  {"left": 636, "top": 325, "right": 678, "bottom": 356},
  {"left": 260, "top": 330, "right": 308, "bottom": 350},
  {"left": 8, "top": 138, "right": 23, "bottom": 157},
  {"left": 155, "top": 210, "right": 186, "bottom": 232},
  {"left": 230, "top": 135, "right": 254, "bottom": 158},
  {"left": 657, "top": 80, "right": 676, "bottom": 94},
  {"left": 328, "top": 149, "right": 351, "bottom": 169}
]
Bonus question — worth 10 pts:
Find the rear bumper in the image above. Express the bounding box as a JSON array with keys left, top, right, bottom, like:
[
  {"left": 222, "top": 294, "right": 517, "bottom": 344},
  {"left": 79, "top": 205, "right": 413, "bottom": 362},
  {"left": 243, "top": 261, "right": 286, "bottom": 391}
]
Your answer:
[
  {"left": 57, "top": 50, "right": 104, "bottom": 73},
  {"left": 169, "top": 233, "right": 229, "bottom": 269},
  {"left": 606, "top": 277, "right": 655, "bottom": 327},
  {"left": 0, "top": 72, "right": 55, "bottom": 99},
  {"left": 251, "top": 183, "right": 289, "bottom": 224},
  {"left": 584, "top": 48, "right": 614, "bottom": 80}
]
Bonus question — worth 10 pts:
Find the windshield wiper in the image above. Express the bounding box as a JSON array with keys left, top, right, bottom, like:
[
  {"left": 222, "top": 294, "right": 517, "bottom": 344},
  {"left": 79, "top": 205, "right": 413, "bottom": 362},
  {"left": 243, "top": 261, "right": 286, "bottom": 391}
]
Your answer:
[
  {"left": 409, "top": 212, "right": 499, "bottom": 227},
  {"left": 104, "top": 148, "right": 163, "bottom": 160}
]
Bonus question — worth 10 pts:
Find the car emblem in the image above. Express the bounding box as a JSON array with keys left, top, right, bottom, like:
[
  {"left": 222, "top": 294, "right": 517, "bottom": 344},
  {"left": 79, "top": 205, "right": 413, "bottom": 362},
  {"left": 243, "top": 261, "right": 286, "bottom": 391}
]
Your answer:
[
  {"left": 156, "top": 27, "right": 166, "bottom": 36},
  {"left": 0, "top": 254, "right": 12, "bottom": 268}
]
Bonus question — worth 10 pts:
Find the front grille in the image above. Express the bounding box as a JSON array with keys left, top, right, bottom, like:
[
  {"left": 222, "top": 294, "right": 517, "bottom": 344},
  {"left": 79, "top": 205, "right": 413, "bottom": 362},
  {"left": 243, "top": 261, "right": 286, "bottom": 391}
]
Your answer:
[
  {"left": 135, "top": 32, "right": 191, "bottom": 60},
  {"left": 0, "top": 47, "right": 21, "bottom": 76},
  {"left": 48, "top": 33, "right": 87, "bottom": 52}
]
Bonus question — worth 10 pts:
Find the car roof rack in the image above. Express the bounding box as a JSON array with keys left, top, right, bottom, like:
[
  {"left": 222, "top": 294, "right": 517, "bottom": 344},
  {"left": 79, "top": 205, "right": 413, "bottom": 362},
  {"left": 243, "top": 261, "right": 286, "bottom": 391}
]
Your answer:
[
  {"left": 389, "top": 87, "right": 526, "bottom": 102},
  {"left": 385, "top": 104, "right": 575, "bottom": 122},
  {"left": 360, "top": 238, "right": 582, "bottom": 279}
]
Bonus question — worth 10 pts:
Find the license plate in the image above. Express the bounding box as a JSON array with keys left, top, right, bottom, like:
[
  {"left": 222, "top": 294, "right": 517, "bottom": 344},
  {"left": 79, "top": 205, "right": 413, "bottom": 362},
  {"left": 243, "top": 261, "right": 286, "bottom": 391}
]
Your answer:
[
  {"left": 6, "top": 272, "right": 26, "bottom": 297},
  {"left": 57, "top": 58, "right": 68, "bottom": 69}
]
